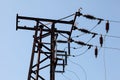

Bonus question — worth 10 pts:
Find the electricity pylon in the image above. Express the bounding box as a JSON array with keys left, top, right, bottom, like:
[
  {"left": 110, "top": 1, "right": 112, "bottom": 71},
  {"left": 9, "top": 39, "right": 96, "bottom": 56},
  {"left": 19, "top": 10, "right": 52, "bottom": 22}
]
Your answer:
[{"left": 16, "top": 11, "right": 80, "bottom": 80}]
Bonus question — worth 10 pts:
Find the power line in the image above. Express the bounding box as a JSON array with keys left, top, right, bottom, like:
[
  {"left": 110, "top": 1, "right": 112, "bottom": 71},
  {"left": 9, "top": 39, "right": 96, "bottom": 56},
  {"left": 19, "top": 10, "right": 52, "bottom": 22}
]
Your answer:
[
  {"left": 67, "top": 45, "right": 120, "bottom": 58},
  {"left": 58, "top": 10, "right": 120, "bottom": 80},
  {"left": 62, "top": 74, "right": 72, "bottom": 80},
  {"left": 81, "top": 13, "right": 120, "bottom": 23},
  {"left": 72, "top": 30, "right": 120, "bottom": 39},
  {"left": 68, "top": 58, "right": 88, "bottom": 80},
  {"left": 62, "top": 38, "right": 120, "bottom": 57},
  {"left": 103, "top": 40, "right": 107, "bottom": 80},
  {"left": 105, "top": 19, "right": 120, "bottom": 23},
  {"left": 94, "top": 45, "right": 120, "bottom": 51},
  {"left": 58, "top": 13, "right": 75, "bottom": 20},
  {"left": 66, "top": 69, "right": 81, "bottom": 80},
  {"left": 17, "top": 9, "right": 120, "bottom": 80},
  {"left": 45, "top": 13, "right": 75, "bottom": 25},
  {"left": 90, "top": 20, "right": 102, "bottom": 31},
  {"left": 71, "top": 48, "right": 89, "bottom": 57},
  {"left": 72, "top": 22, "right": 100, "bottom": 38}
]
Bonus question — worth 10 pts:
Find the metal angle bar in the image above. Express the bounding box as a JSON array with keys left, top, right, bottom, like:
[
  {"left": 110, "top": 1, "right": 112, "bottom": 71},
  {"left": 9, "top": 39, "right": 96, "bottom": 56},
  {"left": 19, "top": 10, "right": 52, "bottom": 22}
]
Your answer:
[
  {"left": 28, "top": 24, "right": 39, "bottom": 80},
  {"left": 36, "top": 25, "right": 43, "bottom": 80},
  {"left": 55, "top": 71, "right": 64, "bottom": 73},
  {"left": 56, "top": 54, "right": 67, "bottom": 56},
  {"left": 31, "top": 76, "right": 36, "bottom": 80},
  {"left": 56, "top": 64, "right": 64, "bottom": 66},
  {"left": 40, "top": 50, "right": 51, "bottom": 54},
  {"left": 63, "top": 59, "right": 65, "bottom": 72},
  {"left": 42, "top": 42, "right": 51, "bottom": 45},
  {"left": 38, "top": 75, "right": 45, "bottom": 80},
  {"left": 42, "top": 44, "right": 51, "bottom": 51},
  {"left": 32, "top": 71, "right": 45, "bottom": 80},
  {"left": 50, "top": 23, "right": 56, "bottom": 80},
  {"left": 55, "top": 30, "right": 70, "bottom": 34},
  {"left": 55, "top": 60, "right": 65, "bottom": 73},
  {"left": 32, "top": 56, "right": 50, "bottom": 68},
  {"left": 17, "top": 26, "right": 71, "bottom": 34},
  {"left": 39, "top": 64, "right": 50, "bottom": 70},
  {"left": 40, "top": 56, "right": 50, "bottom": 63},
  {"left": 57, "top": 40, "right": 68, "bottom": 43},
  {"left": 56, "top": 50, "right": 65, "bottom": 53},
  {"left": 42, "top": 32, "right": 51, "bottom": 38},
  {"left": 67, "top": 11, "right": 80, "bottom": 56},
  {"left": 65, "top": 52, "right": 68, "bottom": 65},
  {"left": 17, "top": 14, "right": 73, "bottom": 24}
]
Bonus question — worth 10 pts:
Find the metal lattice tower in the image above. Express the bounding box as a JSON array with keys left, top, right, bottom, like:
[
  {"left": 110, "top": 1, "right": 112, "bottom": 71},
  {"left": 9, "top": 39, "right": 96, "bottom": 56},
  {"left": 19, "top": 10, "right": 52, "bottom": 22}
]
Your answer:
[{"left": 16, "top": 11, "right": 80, "bottom": 80}]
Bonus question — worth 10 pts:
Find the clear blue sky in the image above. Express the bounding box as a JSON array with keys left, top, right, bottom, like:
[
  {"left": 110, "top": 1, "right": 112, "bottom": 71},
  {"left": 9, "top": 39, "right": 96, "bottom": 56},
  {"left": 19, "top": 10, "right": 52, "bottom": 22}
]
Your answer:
[{"left": 0, "top": 0, "right": 120, "bottom": 80}]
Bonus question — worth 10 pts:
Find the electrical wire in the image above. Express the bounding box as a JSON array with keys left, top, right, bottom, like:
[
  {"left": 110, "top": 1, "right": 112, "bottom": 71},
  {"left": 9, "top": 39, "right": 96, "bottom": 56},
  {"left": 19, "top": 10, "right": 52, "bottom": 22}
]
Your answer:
[
  {"left": 62, "top": 74, "right": 72, "bottom": 80},
  {"left": 71, "top": 21, "right": 100, "bottom": 38},
  {"left": 68, "top": 38, "right": 120, "bottom": 57},
  {"left": 71, "top": 21, "right": 120, "bottom": 39},
  {"left": 64, "top": 33, "right": 120, "bottom": 57},
  {"left": 68, "top": 58, "right": 88, "bottom": 80},
  {"left": 59, "top": 33, "right": 69, "bottom": 39},
  {"left": 93, "top": 45, "right": 120, "bottom": 51},
  {"left": 69, "top": 42, "right": 120, "bottom": 57},
  {"left": 66, "top": 69, "right": 81, "bottom": 80},
  {"left": 96, "top": 33, "right": 107, "bottom": 58},
  {"left": 45, "top": 13, "right": 75, "bottom": 26},
  {"left": 104, "top": 19, "right": 120, "bottom": 23},
  {"left": 58, "top": 13, "right": 75, "bottom": 20},
  {"left": 69, "top": 37, "right": 94, "bottom": 57},
  {"left": 64, "top": 47, "right": 79, "bottom": 51},
  {"left": 72, "top": 31, "right": 120, "bottom": 39},
  {"left": 59, "top": 11, "right": 120, "bottom": 80},
  {"left": 81, "top": 13, "right": 120, "bottom": 23},
  {"left": 102, "top": 34, "right": 120, "bottom": 39},
  {"left": 90, "top": 21, "right": 101, "bottom": 31},
  {"left": 72, "top": 48, "right": 89, "bottom": 57},
  {"left": 103, "top": 37, "right": 107, "bottom": 80},
  {"left": 63, "top": 46, "right": 89, "bottom": 57}
]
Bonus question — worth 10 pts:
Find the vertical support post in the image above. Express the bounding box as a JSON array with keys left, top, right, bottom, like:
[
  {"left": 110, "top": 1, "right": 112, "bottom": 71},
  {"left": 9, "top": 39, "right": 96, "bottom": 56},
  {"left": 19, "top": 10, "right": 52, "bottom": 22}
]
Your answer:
[
  {"left": 28, "top": 21, "right": 39, "bottom": 80},
  {"left": 68, "top": 11, "right": 80, "bottom": 55},
  {"left": 50, "top": 23, "right": 55, "bottom": 80},
  {"left": 36, "top": 26, "right": 43, "bottom": 80},
  {"left": 28, "top": 27, "right": 38, "bottom": 80}
]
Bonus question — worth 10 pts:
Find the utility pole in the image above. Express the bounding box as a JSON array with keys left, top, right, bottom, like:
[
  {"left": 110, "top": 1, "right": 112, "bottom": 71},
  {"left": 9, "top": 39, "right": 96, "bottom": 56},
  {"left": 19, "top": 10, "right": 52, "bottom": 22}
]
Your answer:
[
  {"left": 50, "top": 23, "right": 55, "bottom": 80},
  {"left": 16, "top": 10, "right": 80, "bottom": 80}
]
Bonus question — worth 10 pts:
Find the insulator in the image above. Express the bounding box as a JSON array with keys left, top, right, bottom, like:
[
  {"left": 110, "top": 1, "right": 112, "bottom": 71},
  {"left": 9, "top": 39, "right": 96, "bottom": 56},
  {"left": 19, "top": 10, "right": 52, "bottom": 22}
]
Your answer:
[
  {"left": 73, "top": 26, "right": 78, "bottom": 30},
  {"left": 106, "top": 20, "right": 109, "bottom": 33},
  {"left": 97, "top": 19, "right": 102, "bottom": 25},
  {"left": 92, "top": 33, "right": 96, "bottom": 38},
  {"left": 99, "top": 35, "right": 103, "bottom": 47},
  {"left": 57, "top": 40, "right": 68, "bottom": 43},
  {"left": 88, "top": 45, "right": 92, "bottom": 49},
  {"left": 72, "top": 55, "right": 75, "bottom": 57},
  {"left": 79, "top": 28, "right": 91, "bottom": 33},
  {"left": 95, "top": 46, "right": 98, "bottom": 58},
  {"left": 75, "top": 41, "right": 86, "bottom": 45},
  {"left": 84, "top": 14, "right": 96, "bottom": 20}
]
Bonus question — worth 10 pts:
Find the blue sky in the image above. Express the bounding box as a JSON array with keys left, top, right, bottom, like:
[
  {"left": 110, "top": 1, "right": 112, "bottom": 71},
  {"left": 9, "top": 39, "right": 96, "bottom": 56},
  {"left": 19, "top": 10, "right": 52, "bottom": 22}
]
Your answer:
[{"left": 0, "top": 0, "right": 120, "bottom": 80}]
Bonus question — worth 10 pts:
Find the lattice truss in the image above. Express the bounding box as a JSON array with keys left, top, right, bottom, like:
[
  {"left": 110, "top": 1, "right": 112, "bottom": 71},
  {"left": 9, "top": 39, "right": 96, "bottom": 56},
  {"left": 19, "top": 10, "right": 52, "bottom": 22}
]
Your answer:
[{"left": 16, "top": 11, "right": 80, "bottom": 80}]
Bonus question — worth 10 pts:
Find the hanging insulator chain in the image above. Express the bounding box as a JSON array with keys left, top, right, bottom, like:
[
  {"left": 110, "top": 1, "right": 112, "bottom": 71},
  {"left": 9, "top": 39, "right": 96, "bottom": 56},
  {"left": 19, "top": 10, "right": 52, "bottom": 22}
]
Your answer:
[
  {"left": 106, "top": 20, "right": 109, "bottom": 33},
  {"left": 99, "top": 35, "right": 103, "bottom": 47},
  {"left": 95, "top": 46, "right": 98, "bottom": 58}
]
